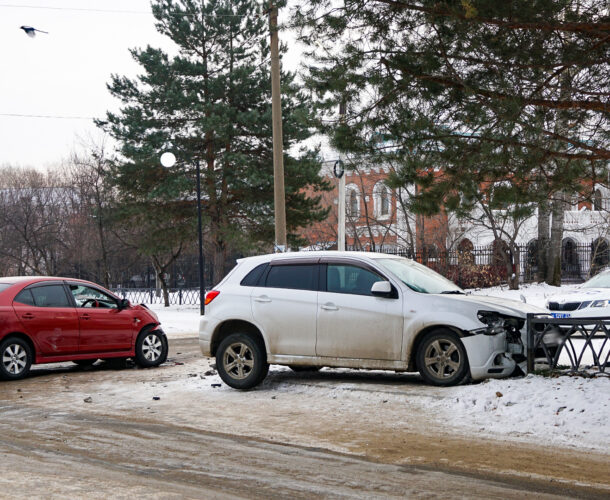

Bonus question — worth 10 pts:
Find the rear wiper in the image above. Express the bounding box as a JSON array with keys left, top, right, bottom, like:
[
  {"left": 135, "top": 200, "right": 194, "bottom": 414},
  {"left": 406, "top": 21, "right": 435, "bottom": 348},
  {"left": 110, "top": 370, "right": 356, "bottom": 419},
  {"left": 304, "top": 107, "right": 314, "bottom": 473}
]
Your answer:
[{"left": 440, "top": 290, "right": 464, "bottom": 294}]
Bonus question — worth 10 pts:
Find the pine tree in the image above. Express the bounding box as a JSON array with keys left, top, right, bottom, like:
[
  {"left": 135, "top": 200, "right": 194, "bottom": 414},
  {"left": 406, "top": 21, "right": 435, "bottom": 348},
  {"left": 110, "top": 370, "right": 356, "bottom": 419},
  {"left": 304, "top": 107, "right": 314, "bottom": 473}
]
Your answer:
[
  {"left": 99, "top": 0, "right": 329, "bottom": 288},
  {"left": 294, "top": 0, "right": 609, "bottom": 285}
]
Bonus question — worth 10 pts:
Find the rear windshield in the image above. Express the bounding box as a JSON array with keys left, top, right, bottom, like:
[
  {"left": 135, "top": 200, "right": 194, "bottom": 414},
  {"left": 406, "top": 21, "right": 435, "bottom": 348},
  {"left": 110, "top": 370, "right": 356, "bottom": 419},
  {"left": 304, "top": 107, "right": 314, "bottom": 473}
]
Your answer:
[{"left": 0, "top": 283, "right": 14, "bottom": 293}]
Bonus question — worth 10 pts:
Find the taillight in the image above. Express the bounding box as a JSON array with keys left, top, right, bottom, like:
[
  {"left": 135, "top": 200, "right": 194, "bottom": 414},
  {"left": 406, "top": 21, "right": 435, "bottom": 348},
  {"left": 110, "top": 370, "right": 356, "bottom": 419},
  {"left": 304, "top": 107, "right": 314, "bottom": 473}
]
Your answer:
[{"left": 204, "top": 290, "right": 220, "bottom": 305}]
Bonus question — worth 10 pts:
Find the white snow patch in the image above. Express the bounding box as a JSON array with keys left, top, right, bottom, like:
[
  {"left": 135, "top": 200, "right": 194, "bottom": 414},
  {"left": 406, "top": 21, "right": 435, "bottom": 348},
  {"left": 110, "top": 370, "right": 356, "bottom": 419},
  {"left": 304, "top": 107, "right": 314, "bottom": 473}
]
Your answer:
[
  {"left": 426, "top": 374, "right": 609, "bottom": 452},
  {"left": 147, "top": 303, "right": 199, "bottom": 338}
]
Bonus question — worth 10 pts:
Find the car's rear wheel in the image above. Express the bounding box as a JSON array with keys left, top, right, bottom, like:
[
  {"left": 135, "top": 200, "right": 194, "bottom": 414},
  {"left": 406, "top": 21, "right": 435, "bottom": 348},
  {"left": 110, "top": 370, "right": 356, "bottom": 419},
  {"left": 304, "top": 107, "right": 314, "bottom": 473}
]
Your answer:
[
  {"left": 216, "top": 333, "right": 268, "bottom": 390},
  {"left": 416, "top": 329, "right": 469, "bottom": 386},
  {"left": 0, "top": 337, "right": 33, "bottom": 380},
  {"left": 289, "top": 365, "right": 321, "bottom": 373},
  {"left": 135, "top": 330, "right": 168, "bottom": 368}
]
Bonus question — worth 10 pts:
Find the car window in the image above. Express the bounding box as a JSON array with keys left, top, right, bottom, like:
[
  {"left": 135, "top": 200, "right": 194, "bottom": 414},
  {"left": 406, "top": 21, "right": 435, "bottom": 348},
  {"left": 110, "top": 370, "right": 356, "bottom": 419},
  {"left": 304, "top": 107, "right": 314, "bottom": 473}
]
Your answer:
[
  {"left": 241, "top": 263, "right": 268, "bottom": 286},
  {"left": 0, "top": 283, "right": 14, "bottom": 293},
  {"left": 265, "top": 264, "right": 317, "bottom": 291},
  {"left": 29, "top": 285, "right": 72, "bottom": 308},
  {"left": 69, "top": 284, "right": 118, "bottom": 309},
  {"left": 14, "top": 289, "right": 35, "bottom": 306},
  {"left": 327, "top": 264, "right": 384, "bottom": 296}
]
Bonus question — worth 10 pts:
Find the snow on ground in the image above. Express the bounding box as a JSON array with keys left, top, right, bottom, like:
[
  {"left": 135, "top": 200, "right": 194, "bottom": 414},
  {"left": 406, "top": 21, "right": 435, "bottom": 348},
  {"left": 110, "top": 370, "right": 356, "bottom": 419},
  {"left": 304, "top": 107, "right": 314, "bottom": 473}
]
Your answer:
[
  {"left": 147, "top": 303, "right": 199, "bottom": 338},
  {"left": 467, "top": 281, "right": 580, "bottom": 308},
  {"left": 426, "top": 374, "right": 609, "bottom": 452},
  {"left": 141, "top": 282, "right": 608, "bottom": 452}
]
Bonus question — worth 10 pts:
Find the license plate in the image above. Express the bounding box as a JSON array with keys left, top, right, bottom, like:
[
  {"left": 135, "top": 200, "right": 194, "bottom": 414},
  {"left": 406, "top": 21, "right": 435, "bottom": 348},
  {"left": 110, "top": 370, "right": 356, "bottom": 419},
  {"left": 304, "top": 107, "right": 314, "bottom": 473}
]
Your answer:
[{"left": 551, "top": 312, "right": 571, "bottom": 318}]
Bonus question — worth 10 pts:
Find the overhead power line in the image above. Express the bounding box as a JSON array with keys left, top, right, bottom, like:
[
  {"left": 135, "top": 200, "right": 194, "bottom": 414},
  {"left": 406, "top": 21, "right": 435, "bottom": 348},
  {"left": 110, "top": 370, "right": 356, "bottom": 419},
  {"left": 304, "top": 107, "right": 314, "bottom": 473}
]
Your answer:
[
  {"left": 0, "top": 113, "right": 94, "bottom": 120},
  {"left": 0, "top": 3, "right": 248, "bottom": 17}
]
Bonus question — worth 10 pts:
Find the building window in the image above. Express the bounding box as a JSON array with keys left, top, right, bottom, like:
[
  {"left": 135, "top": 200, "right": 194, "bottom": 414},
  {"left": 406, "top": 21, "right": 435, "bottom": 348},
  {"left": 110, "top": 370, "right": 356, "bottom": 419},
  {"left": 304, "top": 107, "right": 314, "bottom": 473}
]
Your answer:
[
  {"left": 373, "top": 182, "right": 392, "bottom": 218},
  {"left": 593, "top": 189, "right": 603, "bottom": 211},
  {"left": 380, "top": 188, "right": 390, "bottom": 216},
  {"left": 347, "top": 189, "right": 359, "bottom": 217},
  {"left": 591, "top": 238, "right": 609, "bottom": 274}
]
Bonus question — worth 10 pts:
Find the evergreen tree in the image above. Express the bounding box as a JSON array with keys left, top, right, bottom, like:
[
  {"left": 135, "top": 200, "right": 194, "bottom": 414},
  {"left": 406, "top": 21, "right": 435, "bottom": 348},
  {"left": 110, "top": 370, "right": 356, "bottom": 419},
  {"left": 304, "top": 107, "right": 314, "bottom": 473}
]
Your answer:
[
  {"left": 294, "top": 0, "right": 609, "bottom": 284},
  {"left": 99, "top": 0, "right": 329, "bottom": 285}
]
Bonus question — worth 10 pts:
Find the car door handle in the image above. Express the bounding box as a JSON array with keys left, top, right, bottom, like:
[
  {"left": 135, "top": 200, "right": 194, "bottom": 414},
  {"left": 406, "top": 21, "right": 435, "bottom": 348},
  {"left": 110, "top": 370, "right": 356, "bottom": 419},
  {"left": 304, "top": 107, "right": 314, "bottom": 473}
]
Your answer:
[
  {"left": 80, "top": 314, "right": 91, "bottom": 320},
  {"left": 321, "top": 303, "right": 338, "bottom": 311},
  {"left": 253, "top": 296, "right": 271, "bottom": 303},
  {"left": 21, "top": 313, "right": 35, "bottom": 319}
]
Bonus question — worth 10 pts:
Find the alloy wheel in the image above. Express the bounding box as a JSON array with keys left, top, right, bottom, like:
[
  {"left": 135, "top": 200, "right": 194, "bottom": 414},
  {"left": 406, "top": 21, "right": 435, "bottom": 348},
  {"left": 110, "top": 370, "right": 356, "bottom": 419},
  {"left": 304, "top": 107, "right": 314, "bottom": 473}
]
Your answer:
[
  {"left": 222, "top": 342, "right": 254, "bottom": 380},
  {"left": 142, "top": 334, "right": 162, "bottom": 362},
  {"left": 2, "top": 343, "right": 27, "bottom": 375},
  {"left": 423, "top": 339, "right": 461, "bottom": 379}
]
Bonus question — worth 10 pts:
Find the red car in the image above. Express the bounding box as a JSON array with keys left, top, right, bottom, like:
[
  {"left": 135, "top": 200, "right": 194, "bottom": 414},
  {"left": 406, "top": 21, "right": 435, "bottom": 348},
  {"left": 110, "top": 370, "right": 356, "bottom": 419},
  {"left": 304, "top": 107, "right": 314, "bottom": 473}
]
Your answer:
[{"left": 0, "top": 276, "right": 168, "bottom": 380}]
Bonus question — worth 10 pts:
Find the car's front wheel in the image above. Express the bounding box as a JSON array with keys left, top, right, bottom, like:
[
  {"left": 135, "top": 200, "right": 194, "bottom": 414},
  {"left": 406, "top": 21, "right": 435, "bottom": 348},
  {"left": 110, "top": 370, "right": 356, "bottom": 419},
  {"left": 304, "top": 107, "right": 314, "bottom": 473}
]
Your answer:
[
  {"left": 135, "top": 330, "right": 168, "bottom": 368},
  {"left": 416, "top": 329, "right": 469, "bottom": 386},
  {"left": 216, "top": 333, "right": 268, "bottom": 390},
  {"left": 0, "top": 337, "right": 33, "bottom": 380}
]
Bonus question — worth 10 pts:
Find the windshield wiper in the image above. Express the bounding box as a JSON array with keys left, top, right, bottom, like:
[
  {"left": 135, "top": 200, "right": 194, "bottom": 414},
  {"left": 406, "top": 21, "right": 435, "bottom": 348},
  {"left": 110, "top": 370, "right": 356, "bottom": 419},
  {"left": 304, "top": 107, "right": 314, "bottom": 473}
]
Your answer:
[{"left": 440, "top": 290, "right": 464, "bottom": 294}]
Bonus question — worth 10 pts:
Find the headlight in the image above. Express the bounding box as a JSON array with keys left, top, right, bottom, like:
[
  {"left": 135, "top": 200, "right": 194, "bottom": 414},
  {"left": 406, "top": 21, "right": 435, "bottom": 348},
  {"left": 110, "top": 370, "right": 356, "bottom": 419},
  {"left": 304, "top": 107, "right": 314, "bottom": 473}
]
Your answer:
[{"left": 590, "top": 299, "right": 610, "bottom": 308}]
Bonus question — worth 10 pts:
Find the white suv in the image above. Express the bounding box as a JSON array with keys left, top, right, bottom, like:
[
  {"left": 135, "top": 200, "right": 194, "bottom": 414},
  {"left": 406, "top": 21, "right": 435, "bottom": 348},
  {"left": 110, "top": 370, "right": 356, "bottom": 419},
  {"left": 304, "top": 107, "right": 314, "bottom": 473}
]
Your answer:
[{"left": 199, "top": 251, "right": 544, "bottom": 389}]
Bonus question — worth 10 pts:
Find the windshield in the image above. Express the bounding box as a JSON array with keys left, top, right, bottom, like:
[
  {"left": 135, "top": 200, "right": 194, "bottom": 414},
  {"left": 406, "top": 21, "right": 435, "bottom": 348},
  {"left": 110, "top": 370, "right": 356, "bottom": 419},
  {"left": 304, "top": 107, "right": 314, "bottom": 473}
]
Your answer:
[
  {"left": 0, "top": 283, "right": 14, "bottom": 293},
  {"left": 376, "top": 258, "right": 463, "bottom": 294},
  {"left": 582, "top": 271, "right": 610, "bottom": 288}
]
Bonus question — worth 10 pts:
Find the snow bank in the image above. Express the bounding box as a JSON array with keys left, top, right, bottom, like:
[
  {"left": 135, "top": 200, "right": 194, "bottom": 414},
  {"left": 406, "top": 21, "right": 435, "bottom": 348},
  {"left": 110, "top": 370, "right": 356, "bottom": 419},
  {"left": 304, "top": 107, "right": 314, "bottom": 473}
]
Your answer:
[
  {"left": 427, "top": 374, "right": 609, "bottom": 452},
  {"left": 148, "top": 304, "right": 199, "bottom": 338}
]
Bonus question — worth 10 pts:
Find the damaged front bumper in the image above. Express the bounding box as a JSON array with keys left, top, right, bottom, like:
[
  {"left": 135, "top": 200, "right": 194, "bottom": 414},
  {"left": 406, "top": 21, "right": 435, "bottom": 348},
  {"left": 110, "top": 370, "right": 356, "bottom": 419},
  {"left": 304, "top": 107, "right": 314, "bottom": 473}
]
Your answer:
[
  {"left": 462, "top": 332, "right": 523, "bottom": 380},
  {"left": 464, "top": 312, "right": 526, "bottom": 380}
]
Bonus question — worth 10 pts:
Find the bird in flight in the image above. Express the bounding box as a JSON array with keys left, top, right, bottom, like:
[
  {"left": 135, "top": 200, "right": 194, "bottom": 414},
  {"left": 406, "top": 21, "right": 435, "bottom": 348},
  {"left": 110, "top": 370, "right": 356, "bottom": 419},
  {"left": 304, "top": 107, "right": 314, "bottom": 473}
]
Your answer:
[{"left": 20, "top": 26, "right": 48, "bottom": 38}]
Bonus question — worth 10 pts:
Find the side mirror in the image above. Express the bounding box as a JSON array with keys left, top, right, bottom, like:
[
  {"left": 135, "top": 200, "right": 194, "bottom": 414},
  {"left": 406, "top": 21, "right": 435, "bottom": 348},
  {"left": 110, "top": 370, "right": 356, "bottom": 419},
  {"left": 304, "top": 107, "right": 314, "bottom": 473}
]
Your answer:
[
  {"left": 118, "top": 298, "right": 130, "bottom": 310},
  {"left": 371, "top": 281, "right": 393, "bottom": 297}
]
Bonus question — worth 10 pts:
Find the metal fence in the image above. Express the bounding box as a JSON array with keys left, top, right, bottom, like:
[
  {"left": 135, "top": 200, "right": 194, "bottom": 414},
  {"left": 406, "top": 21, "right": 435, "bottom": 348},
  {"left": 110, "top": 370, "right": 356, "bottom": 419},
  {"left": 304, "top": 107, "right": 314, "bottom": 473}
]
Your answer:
[
  {"left": 364, "top": 241, "right": 609, "bottom": 287},
  {"left": 111, "top": 287, "right": 201, "bottom": 306},
  {"left": 526, "top": 314, "right": 610, "bottom": 376}
]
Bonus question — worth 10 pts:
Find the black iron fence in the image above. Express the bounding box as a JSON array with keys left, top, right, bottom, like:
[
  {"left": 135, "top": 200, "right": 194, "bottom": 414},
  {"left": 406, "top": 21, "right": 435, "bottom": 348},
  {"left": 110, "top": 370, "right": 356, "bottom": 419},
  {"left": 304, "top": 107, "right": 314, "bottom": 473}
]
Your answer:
[
  {"left": 365, "top": 241, "right": 609, "bottom": 288},
  {"left": 526, "top": 314, "right": 610, "bottom": 376},
  {"left": 111, "top": 287, "right": 201, "bottom": 306}
]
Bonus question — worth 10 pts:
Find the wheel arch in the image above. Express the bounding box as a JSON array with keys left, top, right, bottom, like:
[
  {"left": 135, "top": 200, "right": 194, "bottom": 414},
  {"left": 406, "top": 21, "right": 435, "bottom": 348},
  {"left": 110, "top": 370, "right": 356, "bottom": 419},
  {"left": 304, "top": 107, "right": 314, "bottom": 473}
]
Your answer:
[
  {"left": 211, "top": 320, "right": 266, "bottom": 357},
  {"left": 407, "top": 324, "right": 468, "bottom": 372},
  {"left": 1, "top": 332, "right": 36, "bottom": 361},
  {"left": 136, "top": 323, "right": 160, "bottom": 340}
]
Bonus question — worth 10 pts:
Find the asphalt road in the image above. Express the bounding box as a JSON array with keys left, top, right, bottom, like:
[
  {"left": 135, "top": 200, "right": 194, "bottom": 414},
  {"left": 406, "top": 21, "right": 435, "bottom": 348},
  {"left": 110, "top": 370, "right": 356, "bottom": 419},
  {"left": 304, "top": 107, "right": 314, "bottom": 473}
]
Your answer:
[{"left": 0, "top": 338, "right": 607, "bottom": 499}]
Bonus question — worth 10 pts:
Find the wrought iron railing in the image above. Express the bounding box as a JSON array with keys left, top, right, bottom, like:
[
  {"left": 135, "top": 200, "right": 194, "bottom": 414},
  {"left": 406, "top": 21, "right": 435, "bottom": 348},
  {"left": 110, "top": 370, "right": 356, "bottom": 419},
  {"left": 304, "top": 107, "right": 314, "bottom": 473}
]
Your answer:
[
  {"left": 526, "top": 314, "right": 610, "bottom": 376},
  {"left": 111, "top": 288, "right": 201, "bottom": 306}
]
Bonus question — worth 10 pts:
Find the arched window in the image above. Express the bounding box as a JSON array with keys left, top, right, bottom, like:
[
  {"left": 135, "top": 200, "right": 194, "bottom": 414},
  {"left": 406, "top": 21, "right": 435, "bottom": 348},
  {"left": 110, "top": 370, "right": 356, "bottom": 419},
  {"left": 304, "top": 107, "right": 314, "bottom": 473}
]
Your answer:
[
  {"left": 591, "top": 238, "right": 609, "bottom": 274},
  {"left": 562, "top": 238, "right": 580, "bottom": 279},
  {"left": 593, "top": 189, "right": 603, "bottom": 211},
  {"left": 380, "top": 188, "right": 390, "bottom": 216},
  {"left": 347, "top": 188, "right": 359, "bottom": 217},
  {"left": 373, "top": 182, "right": 392, "bottom": 218}
]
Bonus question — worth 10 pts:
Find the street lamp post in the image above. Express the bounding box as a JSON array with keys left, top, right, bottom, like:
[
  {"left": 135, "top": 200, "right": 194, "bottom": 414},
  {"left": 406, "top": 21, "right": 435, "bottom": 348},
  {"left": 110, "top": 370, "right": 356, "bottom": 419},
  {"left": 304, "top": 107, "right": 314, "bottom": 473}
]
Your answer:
[
  {"left": 333, "top": 160, "right": 346, "bottom": 251},
  {"left": 161, "top": 151, "right": 206, "bottom": 315}
]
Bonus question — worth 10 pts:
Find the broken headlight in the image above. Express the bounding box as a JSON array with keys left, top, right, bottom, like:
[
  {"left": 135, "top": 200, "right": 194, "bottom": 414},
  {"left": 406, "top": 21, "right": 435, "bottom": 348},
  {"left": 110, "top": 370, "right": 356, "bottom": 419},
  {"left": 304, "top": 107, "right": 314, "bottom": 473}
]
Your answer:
[{"left": 476, "top": 310, "right": 523, "bottom": 337}]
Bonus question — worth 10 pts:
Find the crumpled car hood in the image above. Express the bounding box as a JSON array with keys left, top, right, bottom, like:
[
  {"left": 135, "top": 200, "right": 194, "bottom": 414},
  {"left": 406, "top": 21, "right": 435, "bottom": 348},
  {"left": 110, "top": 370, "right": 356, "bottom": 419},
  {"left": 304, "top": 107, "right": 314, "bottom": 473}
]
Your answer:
[{"left": 434, "top": 293, "right": 546, "bottom": 318}]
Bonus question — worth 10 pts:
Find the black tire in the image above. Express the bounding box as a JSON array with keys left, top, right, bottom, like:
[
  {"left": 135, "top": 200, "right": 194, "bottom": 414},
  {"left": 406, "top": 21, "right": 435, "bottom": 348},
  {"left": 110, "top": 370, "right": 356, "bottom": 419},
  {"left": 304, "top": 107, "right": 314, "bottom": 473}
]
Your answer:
[
  {"left": 416, "top": 329, "right": 469, "bottom": 386},
  {"left": 289, "top": 365, "right": 321, "bottom": 373},
  {"left": 0, "top": 337, "right": 33, "bottom": 381},
  {"left": 134, "top": 330, "right": 168, "bottom": 368},
  {"left": 73, "top": 359, "right": 97, "bottom": 367},
  {"left": 216, "top": 333, "right": 268, "bottom": 390}
]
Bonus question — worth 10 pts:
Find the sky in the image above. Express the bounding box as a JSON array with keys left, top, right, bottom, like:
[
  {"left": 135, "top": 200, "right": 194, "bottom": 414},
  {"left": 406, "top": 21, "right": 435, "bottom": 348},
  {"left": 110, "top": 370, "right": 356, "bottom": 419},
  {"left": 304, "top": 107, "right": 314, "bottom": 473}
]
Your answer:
[{"left": 0, "top": 0, "right": 302, "bottom": 169}]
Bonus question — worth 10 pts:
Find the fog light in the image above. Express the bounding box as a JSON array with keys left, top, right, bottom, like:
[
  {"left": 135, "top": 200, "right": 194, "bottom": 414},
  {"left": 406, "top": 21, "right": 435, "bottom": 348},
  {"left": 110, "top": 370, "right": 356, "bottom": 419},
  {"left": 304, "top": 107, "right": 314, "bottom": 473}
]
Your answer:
[{"left": 494, "top": 354, "right": 503, "bottom": 365}]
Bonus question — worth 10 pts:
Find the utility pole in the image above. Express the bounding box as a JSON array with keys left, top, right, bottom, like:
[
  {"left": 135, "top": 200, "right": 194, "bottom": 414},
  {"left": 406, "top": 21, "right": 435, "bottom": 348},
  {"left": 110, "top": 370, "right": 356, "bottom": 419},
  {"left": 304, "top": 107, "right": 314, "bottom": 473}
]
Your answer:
[
  {"left": 269, "top": 1, "right": 287, "bottom": 252},
  {"left": 337, "top": 101, "right": 347, "bottom": 251}
]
